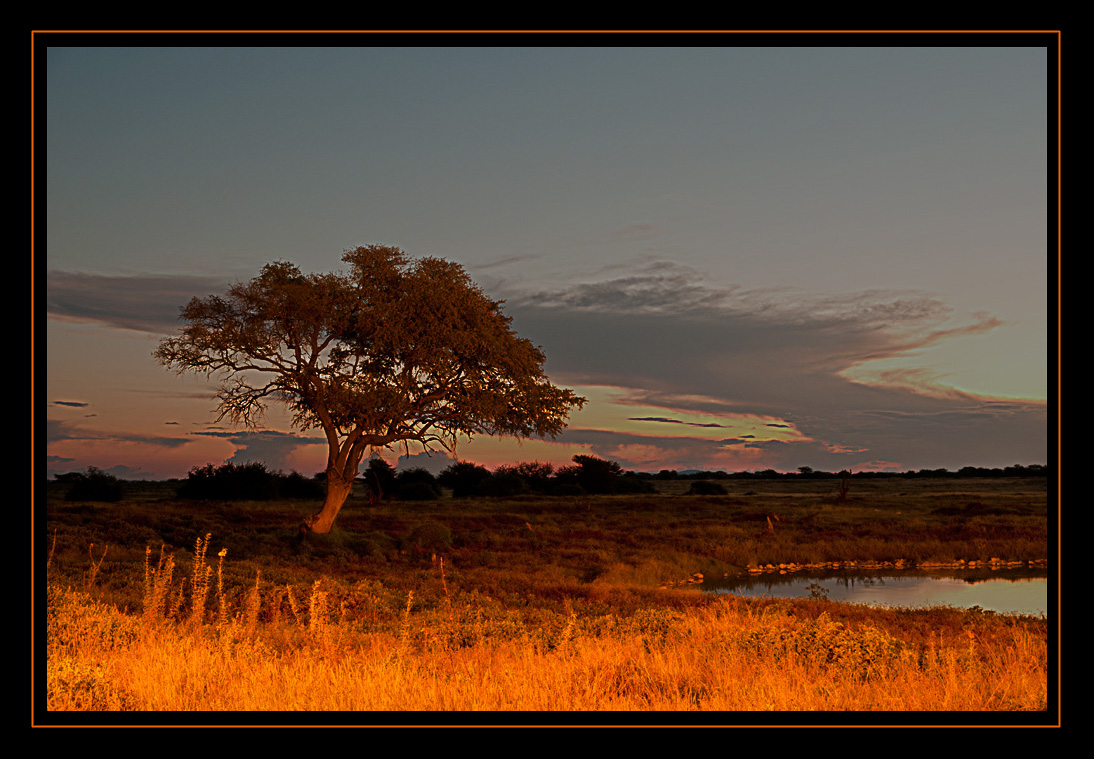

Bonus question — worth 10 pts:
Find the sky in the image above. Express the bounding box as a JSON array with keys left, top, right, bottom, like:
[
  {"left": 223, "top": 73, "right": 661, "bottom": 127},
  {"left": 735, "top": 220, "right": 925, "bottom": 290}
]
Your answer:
[{"left": 39, "top": 37, "right": 1056, "bottom": 481}]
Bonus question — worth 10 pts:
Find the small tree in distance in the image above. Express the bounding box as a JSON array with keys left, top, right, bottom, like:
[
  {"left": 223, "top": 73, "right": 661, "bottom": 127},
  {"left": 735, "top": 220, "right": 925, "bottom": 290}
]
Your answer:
[
  {"left": 155, "top": 245, "right": 585, "bottom": 533},
  {"left": 437, "top": 461, "right": 492, "bottom": 499},
  {"left": 555, "top": 454, "right": 624, "bottom": 494},
  {"left": 361, "top": 456, "right": 397, "bottom": 506},
  {"left": 57, "top": 466, "right": 124, "bottom": 502}
]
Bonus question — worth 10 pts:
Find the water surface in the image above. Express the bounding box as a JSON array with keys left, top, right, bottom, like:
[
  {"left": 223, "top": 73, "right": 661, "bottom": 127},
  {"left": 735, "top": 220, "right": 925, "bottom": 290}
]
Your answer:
[{"left": 703, "top": 569, "right": 1048, "bottom": 616}]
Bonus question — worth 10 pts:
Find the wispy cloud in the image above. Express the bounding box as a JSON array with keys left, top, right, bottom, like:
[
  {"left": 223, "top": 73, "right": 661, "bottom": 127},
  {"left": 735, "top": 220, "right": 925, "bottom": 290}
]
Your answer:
[
  {"left": 47, "top": 418, "right": 192, "bottom": 449},
  {"left": 502, "top": 261, "right": 1046, "bottom": 470},
  {"left": 44, "top": 262, "right": 1047, "bottom": 473},
  {"left": 627, "top": 416, "right": 731, "bottom": 429},
  {"left": 514, "top": 259, "right": 739, "bottom": 315},
  {"left": 47, "top": 270, "right": 231, "bottom": 334}
]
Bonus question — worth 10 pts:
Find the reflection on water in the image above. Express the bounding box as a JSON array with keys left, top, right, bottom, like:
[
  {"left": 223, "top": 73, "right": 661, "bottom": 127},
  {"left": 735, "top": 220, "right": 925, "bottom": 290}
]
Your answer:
[{"left": 703, "top": 570, "right": 1048, "bottom": 616}]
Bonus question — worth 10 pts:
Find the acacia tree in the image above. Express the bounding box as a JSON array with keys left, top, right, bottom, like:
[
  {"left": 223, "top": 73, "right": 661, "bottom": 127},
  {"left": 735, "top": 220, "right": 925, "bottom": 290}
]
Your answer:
[{"left": 155, "top": 244, "right": 585, "bottom": 533}]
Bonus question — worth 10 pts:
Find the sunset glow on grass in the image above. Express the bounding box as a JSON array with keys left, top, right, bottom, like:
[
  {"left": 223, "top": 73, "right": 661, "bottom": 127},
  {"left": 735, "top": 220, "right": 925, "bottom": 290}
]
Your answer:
[{"left": 36, "top": 34, "right": 1056, "bottom": 724}]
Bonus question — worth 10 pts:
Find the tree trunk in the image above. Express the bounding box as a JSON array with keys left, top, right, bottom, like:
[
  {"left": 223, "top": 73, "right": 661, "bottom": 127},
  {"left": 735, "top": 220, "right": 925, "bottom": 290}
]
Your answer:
[{"left": 305, "top": 470, "right": 355, "bottom": 535}]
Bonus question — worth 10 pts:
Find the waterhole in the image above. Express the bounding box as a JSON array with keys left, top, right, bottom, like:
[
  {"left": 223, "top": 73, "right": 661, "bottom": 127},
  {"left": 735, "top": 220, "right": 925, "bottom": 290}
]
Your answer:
[{"left": 703, "top": 569, "right": 1048, "bottom": 616}]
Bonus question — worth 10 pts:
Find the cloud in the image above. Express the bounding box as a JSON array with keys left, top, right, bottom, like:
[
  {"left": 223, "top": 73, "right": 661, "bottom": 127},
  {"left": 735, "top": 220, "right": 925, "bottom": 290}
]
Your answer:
[
  {"left": 97, "top": 463, "right": 156, "bottom": 480},
  {"left": 190, "top": 429, "right": 324, "bottom": 473},
  {"left": 43, "top": 262, "right": 1047, "bottom": 473},
  {"left": 47, "top": 418, "right": 193, "bottom": 449},
  {"left": 627, "top": 416, "right": 731, "bottom": 429},
  {"left": 514, "top": 258, "right": 739, "bottom": 315},
  {"left": 470, "top": 253, "right": 545, "bottom": 271},
  {"left": 396, "top": 450, "right": 456, "bottom": 474},
  {"left": 500, "top": 261, "right": 1046, "bottom": 470},
  {"left": 47, "top": 270, "right": 232, "bottom": 335},
  {"left": 52, "top": 400, "right": 89, "bottom": 408}
]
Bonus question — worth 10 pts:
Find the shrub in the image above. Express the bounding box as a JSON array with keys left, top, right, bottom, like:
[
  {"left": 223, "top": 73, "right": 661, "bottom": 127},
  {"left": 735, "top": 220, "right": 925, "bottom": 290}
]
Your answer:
[
  {"left": 406, "top": 521, "right": 454, "bottom": 553},
  {"left": 59, "top": 467, "right": 124, "bottom": 502},
  {"left": 480, "top": 471, "right": 530, "bottom": 498},
  {"left": 176, "top": 462, "right": 278, "bottom": 500},
  {"left": 361, "top": 457, "right": 397, "bottom": 502},
  {"left": 174, "top": 462, "right": 323, "bottom": 501},
  {"left": 555, "top": 455, "right": 623, "bottom": 494},
  {"left": 438, "top": 461, "right": 492, "bottom": 498},
  {"left": 502, "top": 461, "right": 556, "bottom": 494},
  {"left": 394, "top": 469, "right": 441, "bottom": 500},
  {"left": 396, "top": 481, "right": 441, "bottom": 501},
  {"left": 355, "top": 531, "right": 399, "bottom": 559},
  {"left": 741, "top": 612, "right": 906, "bottom": 679},
  {"left": 279, "top": 470, "right": 325, "bottom": 499},
  {"left": 686, "top": 480, "right": 728, "bottom": 496},
  {"left": 617, "top": 474, "right": 656, "bottom": 494},
  {"left": 551, "top": 482, "right": 586, "bottom": 497}
]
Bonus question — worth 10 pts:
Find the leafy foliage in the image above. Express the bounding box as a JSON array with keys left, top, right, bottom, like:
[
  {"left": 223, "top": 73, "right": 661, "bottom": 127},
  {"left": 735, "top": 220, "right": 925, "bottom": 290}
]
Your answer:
[
  {"left": 175, "top": 462, "right": 322, "bottom": 501},
  {"left": 360, "top": 456, "right": 397, "bottom": 502},
  {"left": 554, "top": 455, "right": 619, "bottom": 494},
  {"left": 437, "top": 461, "right": 493, "bottom": 498},
  {"left": 393, "top": 468, "right": 441, "bottom": 501},
  {"left": 155, "top": 245, "right": 585, "bottom": 531},
  {"left": 405, "top": 521, "right": 454, "bottom": 554}
]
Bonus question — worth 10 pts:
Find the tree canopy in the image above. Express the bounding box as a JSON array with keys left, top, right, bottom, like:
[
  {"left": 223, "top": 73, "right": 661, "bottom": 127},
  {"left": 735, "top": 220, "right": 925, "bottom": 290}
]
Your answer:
[{"left": 155, "top": 244, "right": 585, "bottom": 532}]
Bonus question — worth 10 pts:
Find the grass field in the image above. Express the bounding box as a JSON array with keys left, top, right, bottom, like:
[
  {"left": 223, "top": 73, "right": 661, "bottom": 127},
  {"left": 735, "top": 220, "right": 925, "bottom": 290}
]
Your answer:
[{"left": 37, "top": 476, "right": 1054, "bottom": 723}]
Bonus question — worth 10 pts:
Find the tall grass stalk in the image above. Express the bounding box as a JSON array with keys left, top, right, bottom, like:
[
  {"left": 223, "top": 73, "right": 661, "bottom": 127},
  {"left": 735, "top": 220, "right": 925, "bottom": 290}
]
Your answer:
[
  {"left": 216, "top": 548, "right": 229, "bottom": 628},
  {"left": 189, "top": 533, "right": 212, "bottom": 628},
  {"left": 141, "top": 546, "right": 176, "bottom": 628},
  {"left": 85, "top": 543, "right": 108, "bottom": 592}
]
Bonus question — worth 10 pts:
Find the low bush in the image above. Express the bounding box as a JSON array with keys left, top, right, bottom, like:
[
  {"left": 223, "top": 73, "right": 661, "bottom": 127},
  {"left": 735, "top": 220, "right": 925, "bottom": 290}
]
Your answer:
[
  {"left": 394, "top": 469, "right": 441, "bottom": 501},
  {"left": 686, "top": 480, "right": 728, "bottom": 496},
  {"left": 395, "top": 481, "right": 441, "bottom": 501},
  {"left": 406, "top": 521, "right": 454, "bottom": 554},
  {"left": 175, "top": 462, "right": 316, "bottom": 501},
  {"left": 58, "top": 467, "right": 124, "bottom": 503}
]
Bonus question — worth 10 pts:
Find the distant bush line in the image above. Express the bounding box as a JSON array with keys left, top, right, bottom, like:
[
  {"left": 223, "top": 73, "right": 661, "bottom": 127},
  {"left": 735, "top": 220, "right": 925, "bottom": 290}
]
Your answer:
[
  {"left": 50, "top": 459, "right": 1048, "bottom": 503},
  {"left": 53, "top": 466, "right": 125, "bottom": 502},
  {"left": 665, "top": 464, "right": 1049, "bottom": 481}
]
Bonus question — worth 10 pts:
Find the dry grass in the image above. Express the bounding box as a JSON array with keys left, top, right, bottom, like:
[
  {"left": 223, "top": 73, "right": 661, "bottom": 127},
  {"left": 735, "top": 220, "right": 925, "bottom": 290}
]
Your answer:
[
  {"left": 42, "top": 553, "right": 1049, "bottom": 718},
  {"left": 39, "top": 478, "right": 1052, "bottom": 723}
]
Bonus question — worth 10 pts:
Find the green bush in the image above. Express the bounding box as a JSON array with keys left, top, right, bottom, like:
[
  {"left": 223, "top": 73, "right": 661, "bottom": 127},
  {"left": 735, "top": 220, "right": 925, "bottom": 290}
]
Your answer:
[
  {"left": 406, "top": 521, "right": 454, "bottom": 553},
  {"left": 742, "top": 613, "right": 905, "bottom": 679}
]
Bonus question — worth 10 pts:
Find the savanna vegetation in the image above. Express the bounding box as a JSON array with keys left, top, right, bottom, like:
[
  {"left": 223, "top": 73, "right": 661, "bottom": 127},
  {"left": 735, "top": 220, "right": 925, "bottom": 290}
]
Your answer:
[
  {"left": 153, "top": 245, "right": 585, "bottom": 534},
  {"left": 39, "top": 468, "right": 1053, "bottom": 722}
]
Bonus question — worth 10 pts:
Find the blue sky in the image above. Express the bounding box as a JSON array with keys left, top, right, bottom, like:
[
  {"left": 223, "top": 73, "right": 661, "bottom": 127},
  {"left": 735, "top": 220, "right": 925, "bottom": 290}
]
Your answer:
[{"left": 41, "top": 37, "right": 1055, "bottom": 480}]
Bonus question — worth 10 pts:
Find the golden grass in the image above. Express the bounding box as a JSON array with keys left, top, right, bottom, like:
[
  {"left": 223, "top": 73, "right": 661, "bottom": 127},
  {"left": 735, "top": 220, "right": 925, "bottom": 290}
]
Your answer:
[
  {"left": 40, "top": 479, "right": 1051, "bottom": 721},
  {"left": 44, "top": 559, "right": 1048, "bottom": 715}
]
